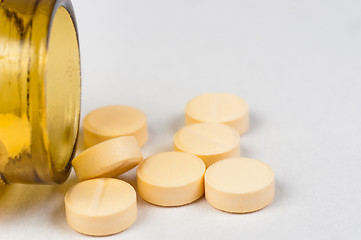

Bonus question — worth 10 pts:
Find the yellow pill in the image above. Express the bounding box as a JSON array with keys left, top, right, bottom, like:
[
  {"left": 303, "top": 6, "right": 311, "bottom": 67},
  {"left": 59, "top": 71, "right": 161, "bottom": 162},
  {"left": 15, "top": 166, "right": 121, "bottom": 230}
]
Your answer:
[
  {"left": 205, "top": 157, "right": 275, "bottom": 213},
  {"left": 83, "top": 105, "right": 148, "bottom": 148},
  {"left": 185, "top": 93, "right": 249, "bottom": 135},
  {"left": 137, "top": 151, "right": 205, "bottom": 206},
  {"left": 65, "top": 178, "right": 137, "bottom": 236},
  {"left": 173, "top": 123, "right": 240, "bottom": 168},
  {"left": 72, "top": 136, "right": 143, "bottom": 181}
]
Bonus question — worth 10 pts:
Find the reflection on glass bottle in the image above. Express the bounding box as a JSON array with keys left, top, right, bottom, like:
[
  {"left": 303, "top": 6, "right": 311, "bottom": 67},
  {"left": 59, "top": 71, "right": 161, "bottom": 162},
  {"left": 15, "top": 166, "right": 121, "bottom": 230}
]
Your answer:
[{"left": 0, "top": 0, "right": 81, "bottom": 185}]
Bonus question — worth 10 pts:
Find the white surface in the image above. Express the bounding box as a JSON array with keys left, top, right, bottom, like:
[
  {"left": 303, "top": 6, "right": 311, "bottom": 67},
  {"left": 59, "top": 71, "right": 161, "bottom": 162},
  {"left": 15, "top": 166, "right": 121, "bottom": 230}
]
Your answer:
[{"left": 1, "top": 0, "right": 361, "bottom": 239}]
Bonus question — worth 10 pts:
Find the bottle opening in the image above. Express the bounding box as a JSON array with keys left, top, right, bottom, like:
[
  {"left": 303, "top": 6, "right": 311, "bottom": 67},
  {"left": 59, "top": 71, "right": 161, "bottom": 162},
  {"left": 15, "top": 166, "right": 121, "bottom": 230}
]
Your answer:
[{"left": 45, "top": 6, "right": 81, "bottom": 182}]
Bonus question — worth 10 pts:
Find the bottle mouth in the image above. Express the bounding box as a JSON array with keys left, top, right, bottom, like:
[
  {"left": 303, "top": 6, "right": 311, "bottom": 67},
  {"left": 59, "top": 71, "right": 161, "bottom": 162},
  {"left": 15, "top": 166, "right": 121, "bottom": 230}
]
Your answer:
[{"left": 44, "top": 4, "right": 81, "bottom": 183}]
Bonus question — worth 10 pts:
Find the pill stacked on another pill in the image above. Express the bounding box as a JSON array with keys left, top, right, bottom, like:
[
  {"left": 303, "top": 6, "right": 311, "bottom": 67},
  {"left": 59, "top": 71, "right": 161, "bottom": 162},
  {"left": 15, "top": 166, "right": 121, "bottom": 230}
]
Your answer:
[{"left": 65, "top": 92, "right": 275, "bottom": 236}]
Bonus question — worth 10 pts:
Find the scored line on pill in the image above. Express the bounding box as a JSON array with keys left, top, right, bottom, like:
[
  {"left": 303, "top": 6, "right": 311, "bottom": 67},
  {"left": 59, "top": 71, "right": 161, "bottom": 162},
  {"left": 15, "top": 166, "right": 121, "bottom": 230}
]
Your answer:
[{"left": 90, "top": 179, "right": 107, "bottom": 215}]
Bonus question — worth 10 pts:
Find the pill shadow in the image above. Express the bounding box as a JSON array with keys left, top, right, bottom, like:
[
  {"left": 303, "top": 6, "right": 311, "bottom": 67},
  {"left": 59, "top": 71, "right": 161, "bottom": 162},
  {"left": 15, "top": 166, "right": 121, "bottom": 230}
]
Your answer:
[
  {"left": 272, "top": 177, "right": 285, "bottom": 209},
  {"left": 239, "top": 144, "right": 251, "bottom": 158},
  {"left": 134, "top": 195, "right": 153, "bottom": 225},
  {"left": 117, "top": 168, "right": 137, "bottom": 189},
  {"left": 238, "top": 144, "right": 263, "bottom": 159},
  {"left": 52, "top": 202, "right": 69, "bottom": 232},
  {"left": 141, "top": 126, "right": 160, "bottom": 155},
  {"left": 169, "top": 113, "right": 185, "bottom": 132},
  {"left": 246, "top": 111, "right": 262, "bottom": 135}
]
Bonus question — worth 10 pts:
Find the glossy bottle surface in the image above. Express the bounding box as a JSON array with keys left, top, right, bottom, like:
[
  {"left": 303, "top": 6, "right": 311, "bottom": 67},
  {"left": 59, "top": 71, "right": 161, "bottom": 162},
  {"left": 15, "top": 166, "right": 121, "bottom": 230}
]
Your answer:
[{"left": 0, "top": 0, "right": 81, "bottom": 184}]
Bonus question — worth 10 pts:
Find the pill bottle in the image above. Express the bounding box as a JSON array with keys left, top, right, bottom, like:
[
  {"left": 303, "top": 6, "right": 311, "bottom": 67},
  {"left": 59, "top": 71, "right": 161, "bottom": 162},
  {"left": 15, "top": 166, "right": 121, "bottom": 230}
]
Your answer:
[{"left": 0, "top": 0, "right": 81, "bottom": 185}]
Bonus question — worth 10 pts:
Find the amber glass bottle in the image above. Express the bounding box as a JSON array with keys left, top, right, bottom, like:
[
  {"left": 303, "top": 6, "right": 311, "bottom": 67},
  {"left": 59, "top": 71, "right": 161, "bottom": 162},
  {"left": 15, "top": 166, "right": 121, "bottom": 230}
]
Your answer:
[{"left": 0, "top": 0, "right": 81, "bottom": 184}]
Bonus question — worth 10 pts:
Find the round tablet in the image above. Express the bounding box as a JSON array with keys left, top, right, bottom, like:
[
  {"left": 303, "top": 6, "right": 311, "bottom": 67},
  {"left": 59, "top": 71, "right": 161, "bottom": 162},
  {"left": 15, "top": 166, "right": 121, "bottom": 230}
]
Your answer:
[
  {"left": 137, "top": 151, "right": 205, "bottom": 206},
  {"left": 72, "top": 136, "right": 143, "bottom": 181},
  {"left": 185, "top": 93, "right": 249, "bottom": 135},
  {"left": 65, "top": 178, "right": 137, "bottom": 236},
  {"left": 173, "top": 123, "right": 240, "bottom": 168},
  {"left": 205, "top": 157, "right": 275, "bottom": 213},
  {"left": 83, "top": 105, "right": 148, "bottom": 148}
]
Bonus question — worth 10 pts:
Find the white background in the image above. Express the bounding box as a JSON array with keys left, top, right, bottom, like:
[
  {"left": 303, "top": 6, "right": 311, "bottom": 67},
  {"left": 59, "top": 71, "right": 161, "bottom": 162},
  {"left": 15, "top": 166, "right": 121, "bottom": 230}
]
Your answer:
[{"left": 1, "top": 0, "right": 361, "bottom": 239}]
